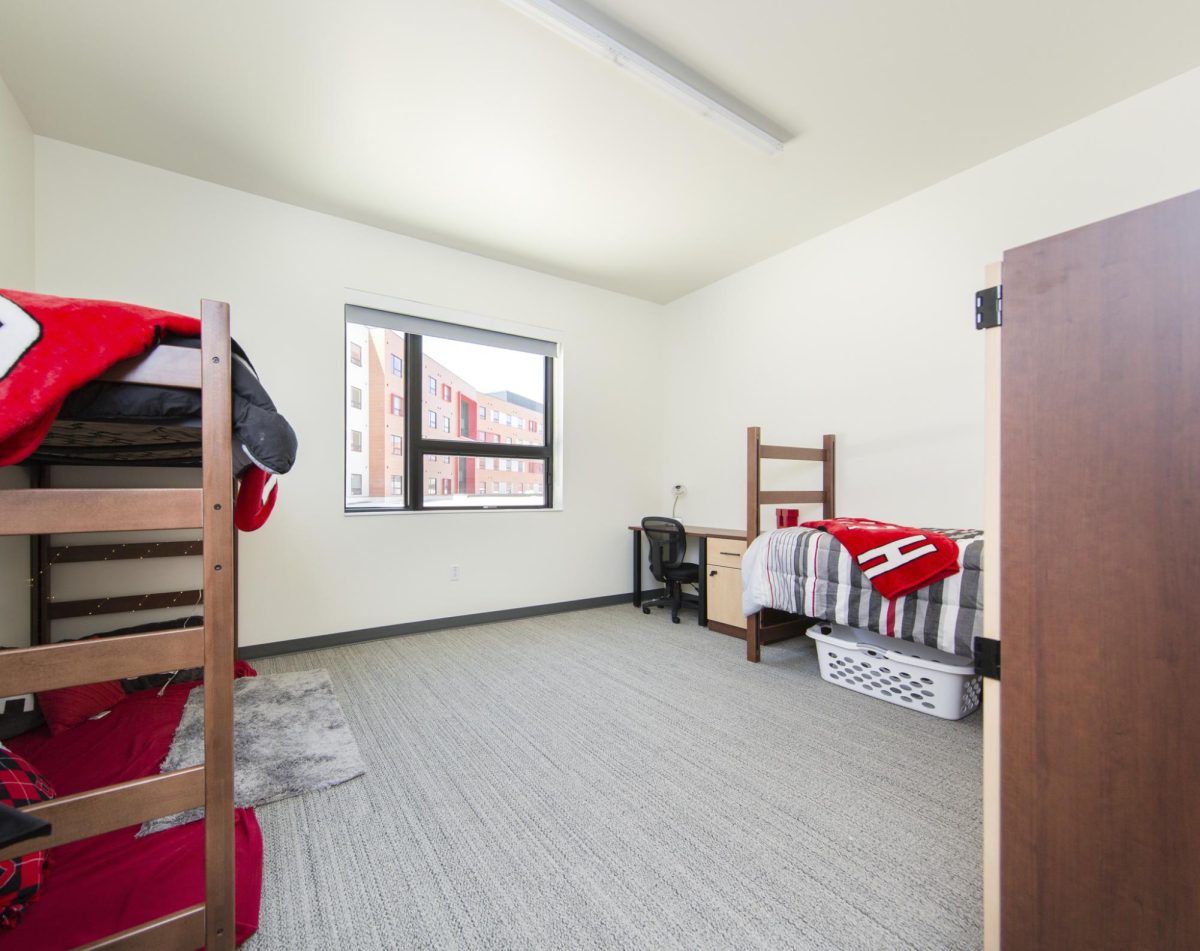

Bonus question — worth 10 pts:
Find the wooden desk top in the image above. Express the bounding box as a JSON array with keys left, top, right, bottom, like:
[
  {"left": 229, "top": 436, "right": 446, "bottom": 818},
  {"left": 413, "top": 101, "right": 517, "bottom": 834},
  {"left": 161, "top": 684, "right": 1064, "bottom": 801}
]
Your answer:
[{"left": 628, "top": 523, "right": 745, "bottom": 541}]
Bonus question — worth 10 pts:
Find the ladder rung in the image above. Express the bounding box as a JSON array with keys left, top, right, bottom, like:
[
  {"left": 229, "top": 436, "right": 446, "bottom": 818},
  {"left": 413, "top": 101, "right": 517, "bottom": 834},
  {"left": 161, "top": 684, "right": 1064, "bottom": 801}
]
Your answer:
[
  {"left": 0, "top": 767, "right": 204, "bottom": 863},
  {"left": 75, "top": 903, "right": 205, "bottom": 951},
  {"left": 0, "top": 488, "right": 203, "bottom": 535},
  {"left": 0, "top": 627, "right": 204, "bottom": 696}
]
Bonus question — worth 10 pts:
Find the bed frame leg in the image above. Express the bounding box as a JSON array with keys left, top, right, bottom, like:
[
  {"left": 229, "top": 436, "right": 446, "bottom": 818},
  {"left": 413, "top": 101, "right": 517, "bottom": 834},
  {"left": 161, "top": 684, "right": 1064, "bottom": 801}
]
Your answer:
[{"left": 746, "top": 612, "right": 761, "bottom": 662}]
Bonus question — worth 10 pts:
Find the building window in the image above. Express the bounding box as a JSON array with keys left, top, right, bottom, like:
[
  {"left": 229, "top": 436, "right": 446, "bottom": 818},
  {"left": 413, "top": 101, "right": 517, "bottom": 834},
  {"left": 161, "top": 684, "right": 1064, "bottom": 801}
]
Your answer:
[
  {"left": 345, "top": 305, "right": 555, "bottom": 512},
  {"left": 350, "top": 473, "right": 363, "bottom": 495}
]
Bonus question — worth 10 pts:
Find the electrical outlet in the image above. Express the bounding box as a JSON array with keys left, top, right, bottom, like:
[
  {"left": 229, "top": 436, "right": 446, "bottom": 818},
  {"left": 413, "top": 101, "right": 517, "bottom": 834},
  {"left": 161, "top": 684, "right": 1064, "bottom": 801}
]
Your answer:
[
  {"left": 672, "top": 484, "right": 686, "bottom": 497},
  {"left": 450, "top": 565, "right": 460, "bottom": 581}
]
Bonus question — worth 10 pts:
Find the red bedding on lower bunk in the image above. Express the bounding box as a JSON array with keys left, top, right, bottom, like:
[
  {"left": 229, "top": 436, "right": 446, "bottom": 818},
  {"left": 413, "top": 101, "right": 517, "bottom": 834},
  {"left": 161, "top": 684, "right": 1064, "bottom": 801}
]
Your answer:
[{"left": 1, "top": 674, "right": 262, "bottom": 949}]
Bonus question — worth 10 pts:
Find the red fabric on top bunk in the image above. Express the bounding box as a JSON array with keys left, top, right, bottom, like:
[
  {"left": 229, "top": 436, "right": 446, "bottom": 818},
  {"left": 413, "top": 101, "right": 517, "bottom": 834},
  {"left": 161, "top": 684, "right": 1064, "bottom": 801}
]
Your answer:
[
  {"left": 0, "top": 290, "right": 201, "bottom": 467},
  {"left": 0, "top": 671, "right": 262, "bottom": 950}
]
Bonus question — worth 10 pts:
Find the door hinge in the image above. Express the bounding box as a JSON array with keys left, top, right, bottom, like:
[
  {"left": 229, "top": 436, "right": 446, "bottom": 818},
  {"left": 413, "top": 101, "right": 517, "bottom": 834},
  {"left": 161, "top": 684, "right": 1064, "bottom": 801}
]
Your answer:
[
  {"left": 975, "top": 285, "right": 1002, "bottom": 330},
  {"left": 974, "top": 636, "right": 1001, "bottom": 680}
]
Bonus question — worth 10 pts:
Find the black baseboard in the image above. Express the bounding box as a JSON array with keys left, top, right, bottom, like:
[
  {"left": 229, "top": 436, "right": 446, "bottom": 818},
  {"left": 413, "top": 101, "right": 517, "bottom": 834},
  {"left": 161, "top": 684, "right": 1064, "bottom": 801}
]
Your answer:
[{"left": 239, "top": 591, "right": 657, "bottom": 660}]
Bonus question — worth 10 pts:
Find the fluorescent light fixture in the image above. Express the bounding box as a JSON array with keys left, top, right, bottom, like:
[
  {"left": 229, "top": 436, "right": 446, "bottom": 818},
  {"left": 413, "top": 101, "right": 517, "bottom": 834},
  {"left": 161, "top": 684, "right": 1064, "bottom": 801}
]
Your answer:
[{"left": 498, "top": 0, "right": 793, "bottom": 154}]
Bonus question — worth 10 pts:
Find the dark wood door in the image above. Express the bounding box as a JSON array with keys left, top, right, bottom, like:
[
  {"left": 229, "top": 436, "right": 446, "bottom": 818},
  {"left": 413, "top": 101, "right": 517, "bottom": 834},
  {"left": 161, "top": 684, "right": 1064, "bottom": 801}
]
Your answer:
[{"left": 1000, "top": 190, "right": 1200, "bottom": 949}]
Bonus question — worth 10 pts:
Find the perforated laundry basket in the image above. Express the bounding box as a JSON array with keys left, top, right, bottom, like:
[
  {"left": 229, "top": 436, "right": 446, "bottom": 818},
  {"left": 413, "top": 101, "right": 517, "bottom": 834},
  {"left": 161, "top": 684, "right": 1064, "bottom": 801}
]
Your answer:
[{"left": 807, "top": 623, "right": 982, "bottom": 720}]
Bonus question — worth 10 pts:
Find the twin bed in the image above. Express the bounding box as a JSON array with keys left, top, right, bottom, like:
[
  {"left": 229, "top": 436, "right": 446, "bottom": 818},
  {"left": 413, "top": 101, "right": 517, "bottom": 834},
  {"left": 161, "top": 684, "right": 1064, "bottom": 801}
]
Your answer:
[{"left": 740, "top": 426, "right": 984, "bottom": 667}]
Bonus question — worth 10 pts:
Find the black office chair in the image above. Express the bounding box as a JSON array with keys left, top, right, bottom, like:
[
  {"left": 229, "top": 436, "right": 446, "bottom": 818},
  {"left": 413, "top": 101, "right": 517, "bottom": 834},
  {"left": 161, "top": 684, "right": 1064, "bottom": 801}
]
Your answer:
[{"left": 640, "top": 516, "right": 700, "bottom": 624}]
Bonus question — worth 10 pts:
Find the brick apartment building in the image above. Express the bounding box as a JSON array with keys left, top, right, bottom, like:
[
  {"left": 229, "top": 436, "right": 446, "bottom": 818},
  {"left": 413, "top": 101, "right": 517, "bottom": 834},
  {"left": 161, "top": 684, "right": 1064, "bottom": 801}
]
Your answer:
[{"left": 346, "top": 327, "right": 545, "bottom": 505}]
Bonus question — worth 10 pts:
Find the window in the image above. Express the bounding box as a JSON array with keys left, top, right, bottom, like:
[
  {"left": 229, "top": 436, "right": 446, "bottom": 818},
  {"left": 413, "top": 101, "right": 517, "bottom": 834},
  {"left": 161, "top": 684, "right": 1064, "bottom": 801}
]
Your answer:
[
  {"left": 350, "top": 473, "right": 363, "bottom": 495},
  {"left": 345, "top": 304, "right": 555, "bottom": 511},
  {"left": 350, "top": 342, "right": 363, "bottom": 366}
]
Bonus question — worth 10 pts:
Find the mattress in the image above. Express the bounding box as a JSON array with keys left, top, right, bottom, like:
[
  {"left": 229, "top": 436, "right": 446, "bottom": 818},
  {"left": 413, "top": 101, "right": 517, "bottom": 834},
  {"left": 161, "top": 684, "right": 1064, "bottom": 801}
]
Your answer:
[
  {"left": 742, "top": 526, "right": 984, "bottom": 658},
  {"left": 2, "top": 680, "right": 262, "bottom": 949}
]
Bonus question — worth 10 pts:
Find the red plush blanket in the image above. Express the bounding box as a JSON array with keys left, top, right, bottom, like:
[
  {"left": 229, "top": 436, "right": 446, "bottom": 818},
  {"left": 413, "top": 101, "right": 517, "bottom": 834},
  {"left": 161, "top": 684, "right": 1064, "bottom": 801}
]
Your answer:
[
  {"left": 0, "top": 290, "right": 200, "bottom": 467},
  {"left": 799, "top": 518, "right": 960, "bottom": 600}
]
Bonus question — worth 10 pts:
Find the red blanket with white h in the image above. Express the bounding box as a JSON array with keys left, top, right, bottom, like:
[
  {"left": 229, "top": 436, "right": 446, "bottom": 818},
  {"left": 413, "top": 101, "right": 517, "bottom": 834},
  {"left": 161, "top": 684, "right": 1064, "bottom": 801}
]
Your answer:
[{"left": 799, "top": 518, "right": 960, "bottom": 599}]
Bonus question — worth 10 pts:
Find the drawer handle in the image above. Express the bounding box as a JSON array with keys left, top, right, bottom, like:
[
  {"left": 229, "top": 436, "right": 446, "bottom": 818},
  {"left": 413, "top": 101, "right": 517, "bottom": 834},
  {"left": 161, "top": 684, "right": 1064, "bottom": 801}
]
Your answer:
[
  {"left": 709, "top": 569, "right": 718, "bottom": 576},
  {"left": 718, "top": 551, "right": 741, "bottom": 557}
]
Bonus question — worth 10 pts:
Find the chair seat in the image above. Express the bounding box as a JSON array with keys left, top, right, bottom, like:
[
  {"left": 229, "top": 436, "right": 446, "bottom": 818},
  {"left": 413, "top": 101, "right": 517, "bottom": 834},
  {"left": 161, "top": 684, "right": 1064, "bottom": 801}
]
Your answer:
[{"left": 664, "top": 562, "right": 700, "bottom": 582}]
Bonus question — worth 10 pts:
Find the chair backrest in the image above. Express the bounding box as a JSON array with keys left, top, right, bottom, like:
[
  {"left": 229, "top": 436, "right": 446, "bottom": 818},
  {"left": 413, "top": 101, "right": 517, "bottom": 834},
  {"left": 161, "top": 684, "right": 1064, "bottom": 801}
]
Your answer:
[{"left": 641, "top": 516, "right": 687, "bottom": 581}]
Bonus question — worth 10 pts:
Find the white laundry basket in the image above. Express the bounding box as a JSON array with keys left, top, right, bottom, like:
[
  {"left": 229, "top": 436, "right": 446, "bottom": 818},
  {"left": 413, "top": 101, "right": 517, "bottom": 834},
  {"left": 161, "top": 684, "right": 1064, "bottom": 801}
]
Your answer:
[{"left": 807, "top": 623, "right": 982, "bottom": 720}]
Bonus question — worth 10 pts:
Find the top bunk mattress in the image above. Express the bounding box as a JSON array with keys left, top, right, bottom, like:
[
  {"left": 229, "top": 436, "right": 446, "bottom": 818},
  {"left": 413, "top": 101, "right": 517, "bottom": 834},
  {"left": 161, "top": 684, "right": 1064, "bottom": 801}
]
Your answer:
[{"left": 742, "top": 526, "right": 984, "bottom": 658}]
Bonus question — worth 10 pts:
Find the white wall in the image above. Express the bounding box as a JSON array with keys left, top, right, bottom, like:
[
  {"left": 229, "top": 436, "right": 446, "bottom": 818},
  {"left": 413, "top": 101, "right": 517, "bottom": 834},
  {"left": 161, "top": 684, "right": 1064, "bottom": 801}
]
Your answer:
[
  {"left": 32, "top": 139, "right": 665, "bottom": 648},
  {"left": 0, "top": 74, "right": 35, "bottom": 647},
  {"left": 660, "top": 67, "right": 1200, "bottom": 531}
]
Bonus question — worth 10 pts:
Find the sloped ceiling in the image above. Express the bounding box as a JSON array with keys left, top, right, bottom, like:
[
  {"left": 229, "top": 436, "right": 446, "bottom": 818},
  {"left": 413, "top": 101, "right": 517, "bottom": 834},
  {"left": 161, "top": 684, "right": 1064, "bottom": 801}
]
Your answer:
[{"left": 1, "top": 0, "right": 1198, "bottom": 301}]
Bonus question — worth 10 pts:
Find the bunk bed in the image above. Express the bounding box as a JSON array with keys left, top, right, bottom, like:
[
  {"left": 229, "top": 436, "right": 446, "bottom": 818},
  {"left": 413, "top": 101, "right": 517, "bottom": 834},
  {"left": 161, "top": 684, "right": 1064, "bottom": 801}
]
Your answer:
[
  {"left": 741, "top": 426, "right": 983, "bottom": 664},
  {"left": 0, "top": 298, "right": 262, "bottom": 949}
]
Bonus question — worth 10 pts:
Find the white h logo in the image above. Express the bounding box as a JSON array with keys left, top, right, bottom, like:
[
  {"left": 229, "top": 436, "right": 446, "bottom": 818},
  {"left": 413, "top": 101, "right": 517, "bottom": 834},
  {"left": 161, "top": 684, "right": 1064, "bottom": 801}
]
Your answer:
[{"left": 857, "top": 535, "right": 937, "bottom": 579}]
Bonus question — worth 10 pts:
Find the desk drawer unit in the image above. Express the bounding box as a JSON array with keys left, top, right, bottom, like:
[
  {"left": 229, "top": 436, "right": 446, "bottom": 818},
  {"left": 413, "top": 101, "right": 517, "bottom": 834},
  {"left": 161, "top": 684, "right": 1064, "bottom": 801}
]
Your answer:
[{"left": 706, "top": 538, "right": 747, "bottom": 634}]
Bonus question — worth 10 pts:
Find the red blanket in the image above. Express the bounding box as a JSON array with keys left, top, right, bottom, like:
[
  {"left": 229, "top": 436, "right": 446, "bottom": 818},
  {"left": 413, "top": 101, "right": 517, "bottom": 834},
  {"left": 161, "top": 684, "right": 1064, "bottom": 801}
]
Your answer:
[
  {"left": 800, "top": 518, "right": 960, "bottom": 600},
  {"left": 0, "top": 290, "right": 200, "bottom": 467}
]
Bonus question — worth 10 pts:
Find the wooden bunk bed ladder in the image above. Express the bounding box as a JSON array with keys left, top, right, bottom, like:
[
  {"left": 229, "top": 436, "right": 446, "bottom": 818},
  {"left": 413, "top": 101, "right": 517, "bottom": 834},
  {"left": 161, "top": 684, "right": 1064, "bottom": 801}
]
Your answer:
[{"left": 0, "top": 300, "right": 237, "bottom": 950}]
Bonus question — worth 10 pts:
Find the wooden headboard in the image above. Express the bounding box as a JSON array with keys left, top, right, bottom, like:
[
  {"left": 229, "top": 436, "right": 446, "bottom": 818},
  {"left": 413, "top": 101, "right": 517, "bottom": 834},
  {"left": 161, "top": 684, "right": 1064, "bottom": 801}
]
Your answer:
[
  {"left": 744, "top": 426, "right": 836, "bottom": 663},
  {"left": 745, "top": 426, "right": 836, "bottom": 540}
]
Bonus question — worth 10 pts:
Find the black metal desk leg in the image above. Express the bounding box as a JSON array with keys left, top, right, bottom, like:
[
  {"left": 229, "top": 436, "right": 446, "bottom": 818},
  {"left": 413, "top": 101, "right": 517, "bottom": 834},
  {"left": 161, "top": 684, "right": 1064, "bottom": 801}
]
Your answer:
[
  {"left": 632, "top": 529, "right": 642, "bottom": 607},
  {"left": 698, "top": 535, "right": 708, "bottom": 626}
]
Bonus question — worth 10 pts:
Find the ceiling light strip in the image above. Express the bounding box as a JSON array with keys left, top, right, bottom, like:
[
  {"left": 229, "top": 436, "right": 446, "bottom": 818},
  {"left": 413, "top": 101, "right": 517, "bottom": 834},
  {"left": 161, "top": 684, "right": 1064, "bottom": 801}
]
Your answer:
[{"left": 498, "top": 0, "right": 793, "bottom": 154}]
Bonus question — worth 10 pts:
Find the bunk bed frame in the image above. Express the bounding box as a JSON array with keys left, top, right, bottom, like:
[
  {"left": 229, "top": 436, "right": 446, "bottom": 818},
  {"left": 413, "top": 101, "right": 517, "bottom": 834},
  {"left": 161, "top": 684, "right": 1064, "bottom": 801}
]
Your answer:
[
  {"left": 744, "top": 425, "right": 836, "bottom": 663},
  {"left": 0, "top": 300, "right": 237, "bottom": 950}
]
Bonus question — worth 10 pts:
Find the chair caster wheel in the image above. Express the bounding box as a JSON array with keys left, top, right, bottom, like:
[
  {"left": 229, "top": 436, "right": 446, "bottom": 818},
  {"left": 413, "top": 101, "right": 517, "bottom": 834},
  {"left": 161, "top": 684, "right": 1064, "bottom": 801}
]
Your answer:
[
  {"left": 642, "top": 607, "right": 650, "bottom": 614},
  {"left": 672, "top": 617, "right": 680, "bottom": 624}
]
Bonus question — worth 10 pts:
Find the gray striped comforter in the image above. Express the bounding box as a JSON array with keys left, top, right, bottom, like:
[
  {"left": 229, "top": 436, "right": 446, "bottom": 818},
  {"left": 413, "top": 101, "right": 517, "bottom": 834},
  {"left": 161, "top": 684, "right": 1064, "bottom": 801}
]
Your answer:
[{"left": 742, "top": 527, "right": 984, "bottom": 658}]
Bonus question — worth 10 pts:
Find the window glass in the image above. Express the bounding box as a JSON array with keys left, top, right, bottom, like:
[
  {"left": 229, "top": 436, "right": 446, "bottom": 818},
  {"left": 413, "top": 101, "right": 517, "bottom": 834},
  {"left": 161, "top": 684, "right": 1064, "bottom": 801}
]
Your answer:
[{"left": 345, "top": 314, "right": 552, "bottom": 512}]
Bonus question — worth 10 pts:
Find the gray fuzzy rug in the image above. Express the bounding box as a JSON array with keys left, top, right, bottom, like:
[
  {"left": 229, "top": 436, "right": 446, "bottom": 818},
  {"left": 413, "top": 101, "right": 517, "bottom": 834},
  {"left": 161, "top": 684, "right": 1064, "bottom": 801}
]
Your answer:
[{"left": 140, "top": 668, "right": 365, "bottom": 835}]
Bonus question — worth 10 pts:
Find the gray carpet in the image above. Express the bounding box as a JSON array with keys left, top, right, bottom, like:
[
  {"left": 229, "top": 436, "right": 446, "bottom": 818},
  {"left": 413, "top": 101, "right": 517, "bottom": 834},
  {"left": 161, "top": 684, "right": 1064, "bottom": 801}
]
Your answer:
[
  {"left": 246, "top": 606, "right": 982, "bottom": 951},
  {"left": 142, "top": 669, "right": 365, "bottom": 834}
]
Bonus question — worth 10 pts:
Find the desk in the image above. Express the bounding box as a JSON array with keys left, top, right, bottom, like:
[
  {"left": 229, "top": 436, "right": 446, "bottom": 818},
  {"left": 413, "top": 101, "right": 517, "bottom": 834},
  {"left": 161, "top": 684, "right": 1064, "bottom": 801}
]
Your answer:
[{"left": 628, "top": 524, "right": 745, "bottom": 627}]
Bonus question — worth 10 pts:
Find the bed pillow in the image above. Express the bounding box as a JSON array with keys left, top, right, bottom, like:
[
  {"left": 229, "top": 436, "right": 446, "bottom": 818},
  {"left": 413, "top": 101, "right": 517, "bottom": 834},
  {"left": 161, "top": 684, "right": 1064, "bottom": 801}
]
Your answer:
[
  {"left": 36, "top": 681, "right": 126, "bottom": 736},
  {"left": 0, "top": 746, "right": 54, "bottom": 928}
]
